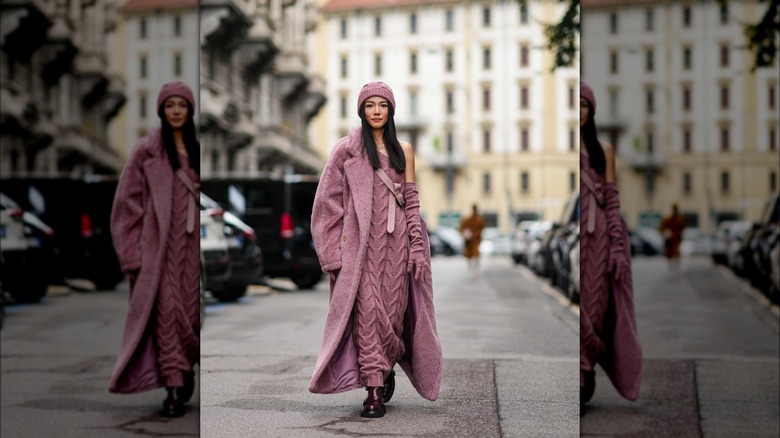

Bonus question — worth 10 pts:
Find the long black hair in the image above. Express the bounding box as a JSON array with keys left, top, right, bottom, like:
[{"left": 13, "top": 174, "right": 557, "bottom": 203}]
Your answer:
[
  {"left": 359, "top": 102, "right": 405, "bottom": 173},
  {"left": 157, "top": 102, "right": 200, "bottom": 174},
  {"left": 581, "top": 100, "right": 606, "bottom": 175}
]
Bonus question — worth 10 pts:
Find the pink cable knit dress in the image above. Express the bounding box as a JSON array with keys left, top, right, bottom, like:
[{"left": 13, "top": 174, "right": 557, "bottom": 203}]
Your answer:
[
  {"left": 579, "top": 152, "right": 610, "bottom": 381},
  {"left": 353, "top": 152, "right": 409, "bottom": 388},
  {"left": 154, "top": 153, "right": 200, "bottom": 388}
]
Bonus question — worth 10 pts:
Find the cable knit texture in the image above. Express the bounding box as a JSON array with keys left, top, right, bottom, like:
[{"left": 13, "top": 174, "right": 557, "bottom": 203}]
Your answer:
[
  {"left": 579, "top": 152, "right": 642, "bottom": 401},
  {"left": 309, "top": 128, "right": 442, "bottom": 400},
  {"left": 154, "top": 154, "right": 200, "bottom": 388},
  {"left": 353, "top": 153, "right": 409, "bottom": 387}
]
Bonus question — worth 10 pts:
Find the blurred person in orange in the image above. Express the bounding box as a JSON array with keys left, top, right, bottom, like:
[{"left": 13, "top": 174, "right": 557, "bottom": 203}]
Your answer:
[
  {"left": 460, "top": 204, "right": 485, "bottom": 272},
  {"left": 659, "top": 203, "right": 686, "bottom": 275}
]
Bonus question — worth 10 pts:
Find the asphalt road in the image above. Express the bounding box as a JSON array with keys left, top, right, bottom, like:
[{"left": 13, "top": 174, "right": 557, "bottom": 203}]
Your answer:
[
  {"left": 0, "top": 283, "right": 200, "bottom": 438},
  {"left": 200, "top": 256, "right": 579, "bottom": 438},
  {"left": 580, "top": 256, "right": 780, "bottom": 437}
]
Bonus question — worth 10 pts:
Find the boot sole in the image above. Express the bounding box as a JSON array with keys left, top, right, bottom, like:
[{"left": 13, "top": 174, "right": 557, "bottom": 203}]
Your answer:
[{"left": 360, "top": 406, "right": 386, "bottom": 418}]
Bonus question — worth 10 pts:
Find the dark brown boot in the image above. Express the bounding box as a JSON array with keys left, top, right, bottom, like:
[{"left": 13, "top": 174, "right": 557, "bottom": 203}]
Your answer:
[
  {"left": 383, "top": 369, "right": 396, "bottom": 403},
  {"left": 361, "top": 386, "right": 385, "bottom": 418},
  {"left": 176, "top": 371, "right": 195, "bottom": 404},
  {"left": 160, "top": 387, "right": 185, "bottom": 418}
]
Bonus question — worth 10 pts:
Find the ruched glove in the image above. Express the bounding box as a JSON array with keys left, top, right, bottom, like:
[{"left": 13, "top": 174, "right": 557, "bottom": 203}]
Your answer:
[
  {"left": 404, "top": 182, "right": 427, "bottom": 282},
  {"left": 605, "top": 182, "right": 630, "bottom": 282}
]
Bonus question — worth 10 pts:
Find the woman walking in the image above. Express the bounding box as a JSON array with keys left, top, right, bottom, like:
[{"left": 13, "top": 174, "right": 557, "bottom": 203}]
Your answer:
[
  {"left": 109, "top": 81, "right": 200, "bottom": 418},
  {"left": 308, "top": 82, "right": 442, "bottom": 418},
  {"left": 579, "top": 82, "right": 642, "bottom": 415}
]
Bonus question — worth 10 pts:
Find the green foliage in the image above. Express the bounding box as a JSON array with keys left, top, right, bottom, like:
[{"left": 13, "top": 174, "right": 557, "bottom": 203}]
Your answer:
[{"left": 544, "top": 0, "right": 580, "bottom": 71}]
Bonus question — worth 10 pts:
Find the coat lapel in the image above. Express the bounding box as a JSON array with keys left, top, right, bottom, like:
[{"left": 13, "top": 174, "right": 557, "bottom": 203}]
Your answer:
[
  {"left": 143, "top": 155, "right": 172, "bottom": 240},
  {"left": 344, "top": 154, "right": 373, "bottom": 243}
]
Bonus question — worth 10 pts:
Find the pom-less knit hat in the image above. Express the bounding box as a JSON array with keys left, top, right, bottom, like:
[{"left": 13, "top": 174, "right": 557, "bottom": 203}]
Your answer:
[
  {"left": 580, "top": 82, "right": 596, "bottom": 116},
  {"left": 157, "top": 80, "right": 196, "bottom": 111},
  {"left": 357, "top": 81, "right": 395, "bottom": 117}
]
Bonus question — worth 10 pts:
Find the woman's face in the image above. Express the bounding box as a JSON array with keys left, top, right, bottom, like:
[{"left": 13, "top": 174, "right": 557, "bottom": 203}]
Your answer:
[
  {"left": 580, "top": 97, "right": 590, "bottom": 127},
  {"left": 163, "top": 96, "right": 188, "bottom": 130},
  {"left": 364, "top": 97, "right": 389, "bottom": 130}
]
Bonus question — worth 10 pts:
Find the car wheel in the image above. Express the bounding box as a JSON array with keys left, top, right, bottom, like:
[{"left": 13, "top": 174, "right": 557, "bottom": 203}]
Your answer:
[
  {"left": 211, "top": 285, "right": 248, "bottom": 302},
  {"left": 292, "top": 274, "right": 323, "bottom": 290}
]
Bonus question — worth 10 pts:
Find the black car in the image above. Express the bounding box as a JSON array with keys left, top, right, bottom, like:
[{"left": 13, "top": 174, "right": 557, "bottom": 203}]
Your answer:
[
  {"left": 201, "top": 193, "right": 263, "bottom": 302},
  {"left": 1, "top": 177, "right": 124, "bottom": 290},
  {"left": 742, "top": 192, "right": 780, "bottom": 296},
  {"left": 549, "top": 192, "right": 580, "bottom": 292},
  {"left": 200, "top": 175, "right": 323, "bottom": 289}
]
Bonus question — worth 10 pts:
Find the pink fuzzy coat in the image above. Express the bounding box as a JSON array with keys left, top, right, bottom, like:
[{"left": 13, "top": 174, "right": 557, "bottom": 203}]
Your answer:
[
  {"left": 308, "top": 128, "right": 443, "bottom": 401},
  {"left": 108, "top": 128, "right": 181, "bottom": 393}
]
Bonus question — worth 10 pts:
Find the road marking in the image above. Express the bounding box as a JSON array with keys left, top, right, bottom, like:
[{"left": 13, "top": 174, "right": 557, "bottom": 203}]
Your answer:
[
  {"left": 516, "top": 264, "right": 579, "bottom": 317},
  {"left": 716, "top": 265, "right": 780, "bottom": 317}
]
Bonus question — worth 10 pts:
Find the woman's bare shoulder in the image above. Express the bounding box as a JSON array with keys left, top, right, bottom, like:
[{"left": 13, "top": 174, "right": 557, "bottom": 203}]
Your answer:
[{"left": 399, "top": 141, "right": 414, "bottom": 156}]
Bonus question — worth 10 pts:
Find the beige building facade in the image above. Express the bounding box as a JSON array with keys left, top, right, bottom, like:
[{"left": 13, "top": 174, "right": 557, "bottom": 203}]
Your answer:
[
  {"left": 581, "top": 0, "right": 779, "bottom": 232},
  {"left": 310, "top": 0, "right": 579, "bottom": 234}
]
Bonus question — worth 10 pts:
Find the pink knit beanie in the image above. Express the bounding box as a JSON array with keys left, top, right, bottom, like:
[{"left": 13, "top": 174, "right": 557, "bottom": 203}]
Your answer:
[
  {"left": 157, "top": 81, "right": 196, "bottom": 111},
  {"left": 580, "top": 82, "right": 596, "bottom": 116},
  {"left": 357, "top": 81, "right": 395, "bottom": 116}
]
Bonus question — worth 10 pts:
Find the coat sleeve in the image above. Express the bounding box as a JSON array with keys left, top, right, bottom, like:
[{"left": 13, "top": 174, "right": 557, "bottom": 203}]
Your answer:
[
  {"left": 311, "top": 144, "right": 347, "bottom": 273},
  {"left": 111, "top": 139, "right": 149, "bottom": 273}
]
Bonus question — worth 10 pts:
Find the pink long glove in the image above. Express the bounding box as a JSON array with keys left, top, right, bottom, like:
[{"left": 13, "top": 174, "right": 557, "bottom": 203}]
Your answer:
[
  {"left": 605, "top": 182, "right": 630, "bottom": 282},
  {"left": 404, "top": 182, "right": 426, "bottom": 282}
]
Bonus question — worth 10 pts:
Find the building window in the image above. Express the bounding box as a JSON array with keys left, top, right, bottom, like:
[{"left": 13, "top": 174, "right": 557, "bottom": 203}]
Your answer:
[
  {"left": 683, "top": 6, "right": 692, "bottom": 28},
  {"left": 771, "top": 171, "right": 778, "bottom": 192},
  {"left": 683, "top": 172, "right": 692, "bottom": 195},
  {"left": 446, "top": 49, "right": 454, "bottom": 72},
  {"left": 410, "top": 13, "right": 417, "bottom": 34},
  {"left": 770, "top": 127, "right": 777, "bottom": 151},
  {"left": 683, "top": 47, "right": 692, "bottom": 69},
  {"left": 340, "top": 55, "right": 348, "bottom": 78},
  {"left": 647, "top": 129, "right": 654, "bottom": 153},
  {"left": 720, "top": 2, "right": 729, "bottom": 24},
  {"left": 569, "top": 128, "right": 576, "bottom": 151},
  {"left": 340, "top": 18, "right": 347, "bottom": 39},
  {"left": 410, "top": 90, "right": 418, "bottom": 116},
  {"left": 646, "top": 89, "right": 654, "bottom": 113},
  {"left": 683, "top": 86, "right": 691, "bottom": 111},
  {"left": 340, "top": 96, "right": 347, "bottom": 119},
  {"left": 483, "top": 6, "right": 491, "bottom": 28},
  {"left": 140, "top": 18, "right": 147, "bottom": 39},
  {"left": 646, "top": 48, "right": 654, "bottom": 72},
  {"left": 410, "top": 52, "right": 417, "bottom": 74},
  {"left": 521, "top": 128, "right": 529, "bottom": 151},
  {"left": 721, "top": 84, "right": 729, "bottom": 109},
  {"left": 374, "top": 54, "right": 382, "bottom": 76},
  {"left": 483, "top": 129, "right": 491, "bottom": 153},
  {"left": 483, "top": 47, "right": 491, "bottom": 70},
  {"left": 174, "top": 52, "right": 182, "bottom": 77},
  {"left": 483, "top": 172, "right": 491, "bottom": 194},
  {"left": 646, "top": 9, "right": 654, "bottom": 31},
  {"left": 374, "top": 16, "right": 382, "bottom": 36},
  {"left": 610, "top": 51, "right": 618, "bottom": 74},
  {"left": 683, "top": 127, "right": 692, "bottom": 153},
  {"left": 569, "top": 171, "right": 576, "bottom": 192},
  {"left": 520, "top": 86, "right": 529, "bottom": 109},
  {"left": 568, "top": 85, "right": 575, "bottom": 109},
  {"left": 520, "top": 3, "right": 528, "bottom": 24},
  {"left": 140, "top": 54, "right": 147, "bottom": 79},
  {"left": 720, "top": 44, "right": 729, "bottom": 67},
  {"left": 520, "top": 44, "right": 529, "bottom": 67},
  {"left": 139, "top": 93, "right": 147, "bottom": 118},
  {"left": 521, "top": 171, "right": 529, "bottom": 193},
  {"left": 721, "top": 127, "right": 730, "bottom": 151},
  {"left": 609, "top": 89, "right": 618, "bottom": 117},
  {"left": 446, "top": 131, "right": 454, "bottom": 153},
  {"left": 446, "top": 91, "right": 454, "bottom": 114},
  {"left": 721, "top": 171, "right": 730, "bottom": 193},
  {"left": 445, "top": 9, "right": 453, "bottom": 31},
  {"left": 173, "top": 16, "right": 182, "bottom": 37},
  {"left": 769, "top": 84, "right": 776, "bottom": 109},
  {"left": 610, "top": 12, "right": 618, "bottom": 34},
  {"left": 483, "top": 87, "right": 491, "bottom": 111}
]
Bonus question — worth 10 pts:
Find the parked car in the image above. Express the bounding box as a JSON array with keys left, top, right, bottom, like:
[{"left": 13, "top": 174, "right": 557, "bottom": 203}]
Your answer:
[
  {"left": 549, "top": 192, "right": 580, "bottom": 291},
  {"left": 680, "top": 227, "right": 713, "bottom": 256},
  {"left": 200, "top": 175, "right": 322, "bottom": 289},
  {"left": 200, "top": 201, "right": 231, "bottom": 297},
  {"left": 0, "top": 192, "right": 55, "bottom": 302},
  {"left": 566, "top": 225, "right": 580, "bottom": 303},
  {"left": 512, "top": 220, "right": 553, "bottom": 265},
  {"left": 534, "top": 223, "right": 560, "bottom": 278},
  {"left": 479, "top": 227, "right": 513, "bottom": 256},
  {"left": 712, "top": 220, "right": 753, "bottom": 265},
  {"left": 201, "top": 193, "right": 263, "bottom": 302},
  {"left": 629, "top": 227, "right": 664, "bottom": 257},
  {"left": 0, "top": 177, "right": 124, "bottom": 290},
  {"left": 769, "top": 234, "right": 780, "bottom": 302},
  {"left": 432, "top": 226, "right": 464, "bottom": 255},
  {"left": 747, "top": 192, "right": 780, "bottom": 295}
]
